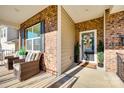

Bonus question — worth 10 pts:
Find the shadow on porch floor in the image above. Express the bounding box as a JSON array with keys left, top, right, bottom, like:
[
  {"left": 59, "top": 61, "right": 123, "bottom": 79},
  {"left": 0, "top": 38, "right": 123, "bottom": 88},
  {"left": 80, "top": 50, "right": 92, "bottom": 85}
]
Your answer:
[
  {"left": 47, "top": 62, "right": 124, "bottom": 88},
  {"left": 0, "top": 65, "right": 56, "bottom": 88}
]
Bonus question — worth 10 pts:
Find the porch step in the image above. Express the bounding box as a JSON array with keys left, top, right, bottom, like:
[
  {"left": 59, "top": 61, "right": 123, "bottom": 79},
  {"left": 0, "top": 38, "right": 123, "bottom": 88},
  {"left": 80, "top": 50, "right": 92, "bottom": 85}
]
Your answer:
[
  {"left": 59, "top": 77, "right": 78, "bottom": 88},
  {"left": 45, "top": 73, "right": 78, "bottom": 88},
  {"left": 45, "top": 66, "right": 80, "bottom": 88}
]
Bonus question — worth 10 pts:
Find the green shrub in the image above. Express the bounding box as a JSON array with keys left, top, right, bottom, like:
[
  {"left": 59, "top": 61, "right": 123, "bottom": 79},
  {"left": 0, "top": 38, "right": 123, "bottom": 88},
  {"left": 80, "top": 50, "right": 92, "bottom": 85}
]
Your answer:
[
  {"left": 97, "top": 40, "right": 104, "bottom": 63},
  {"left": 74, "top": 42, "right": 79, "bottom": 56},
  {"left": 97, "top": 52, "right": 104, "bottom": 63},
  {"left": 18, "top": 48, "right": 26, "bottom": 56},
  {"left": 98, "top": 40, "right": 104, "bottom": 52}
]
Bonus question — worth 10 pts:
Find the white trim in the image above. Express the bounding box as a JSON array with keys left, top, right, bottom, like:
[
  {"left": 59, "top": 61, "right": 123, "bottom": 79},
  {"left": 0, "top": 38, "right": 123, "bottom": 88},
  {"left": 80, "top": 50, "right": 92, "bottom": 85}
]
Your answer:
[
  {"left": 57, "top": 5, "right": 61, "bottom": 76},
  {"left": 103, "top": 10, "right": 106, "bottom": 71},
  {"left": 26, "top": 37, "right": 41, "bottom": 51},
  {"left": 79, "top": 29, "right": 97, "bottom": 64}
]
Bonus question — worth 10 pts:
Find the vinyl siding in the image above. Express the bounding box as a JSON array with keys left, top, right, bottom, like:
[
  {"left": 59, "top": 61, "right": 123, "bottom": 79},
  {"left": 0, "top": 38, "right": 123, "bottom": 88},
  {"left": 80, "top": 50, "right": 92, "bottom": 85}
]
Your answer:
[{"left": 61, "top": 7, "right": 75, "bottom": 73}]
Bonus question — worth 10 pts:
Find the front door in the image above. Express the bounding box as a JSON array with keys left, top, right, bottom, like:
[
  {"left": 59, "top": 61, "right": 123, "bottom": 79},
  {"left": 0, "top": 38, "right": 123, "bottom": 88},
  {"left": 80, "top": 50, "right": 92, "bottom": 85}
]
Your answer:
[{"left": 80, "top": 30, "right": 97, "bottom": 63}]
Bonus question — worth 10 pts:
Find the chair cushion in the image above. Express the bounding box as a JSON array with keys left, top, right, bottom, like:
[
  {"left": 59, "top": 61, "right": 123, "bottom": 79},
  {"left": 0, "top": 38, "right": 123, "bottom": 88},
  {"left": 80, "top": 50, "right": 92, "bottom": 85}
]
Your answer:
[
  {"left": 30, "top": 53, "right": 36, "bottom": 61},
  {"left": 34, "top": 52, "right": 41, "bottom": 61},
  {"left": 28, "top": 52, "right": 33, "bottom": 62},
  {"left": 13, "top": 63, "right": 20, "bottom": 71},
  {"left": 25, "top": 52, "right": 31, "bottom": 62}
]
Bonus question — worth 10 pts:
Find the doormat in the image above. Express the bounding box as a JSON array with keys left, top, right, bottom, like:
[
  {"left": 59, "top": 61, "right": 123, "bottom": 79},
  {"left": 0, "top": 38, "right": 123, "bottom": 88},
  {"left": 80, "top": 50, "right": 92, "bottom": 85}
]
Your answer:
[{"left": 79, "top": 62, "right": 97, "bottom": 69}]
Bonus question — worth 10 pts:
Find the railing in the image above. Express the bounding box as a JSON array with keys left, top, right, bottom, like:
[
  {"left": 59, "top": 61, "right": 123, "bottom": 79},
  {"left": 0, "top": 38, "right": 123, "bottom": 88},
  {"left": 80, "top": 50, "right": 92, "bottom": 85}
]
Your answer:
[
  {"left": 0, "top": 49, "right": 15, "bottom": 61},
  {"left": 116, "top": 52, "right": 124, "bottom": 82}
]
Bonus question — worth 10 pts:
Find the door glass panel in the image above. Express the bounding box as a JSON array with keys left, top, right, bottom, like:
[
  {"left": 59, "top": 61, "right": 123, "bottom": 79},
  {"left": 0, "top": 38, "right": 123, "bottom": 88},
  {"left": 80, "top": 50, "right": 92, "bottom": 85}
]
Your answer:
[{"left": 81, "top": 32, "right": 95, "bottom": 61}]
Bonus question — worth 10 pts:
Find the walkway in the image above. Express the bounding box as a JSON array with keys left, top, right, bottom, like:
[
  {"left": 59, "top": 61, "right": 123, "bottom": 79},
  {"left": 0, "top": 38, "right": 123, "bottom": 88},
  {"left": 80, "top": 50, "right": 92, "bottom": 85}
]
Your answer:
[{"left": 72, "top": 67, "right": 124, "bottom": 88}]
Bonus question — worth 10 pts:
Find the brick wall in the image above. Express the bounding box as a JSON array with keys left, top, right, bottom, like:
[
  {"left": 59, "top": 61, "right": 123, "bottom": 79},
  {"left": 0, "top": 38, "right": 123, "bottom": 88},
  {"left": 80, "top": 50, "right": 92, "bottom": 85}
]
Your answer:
[
  {"left": 20, "top": 5, "right": 58, "bottom": 75},
  {"left": 105, "top": 9, "right": 124, "bottom": 72},
  {"left": 105, "top": 50, "right": 124, "bottom": 72},
  {"left": 105, "top": 9, "right": 124, "bottom": 49},
  {"left": 75, "top": 17, "right": 104, "bottom": 48},
  {"left": 20, "top": 5, "right": 57, "bottom": 32}
]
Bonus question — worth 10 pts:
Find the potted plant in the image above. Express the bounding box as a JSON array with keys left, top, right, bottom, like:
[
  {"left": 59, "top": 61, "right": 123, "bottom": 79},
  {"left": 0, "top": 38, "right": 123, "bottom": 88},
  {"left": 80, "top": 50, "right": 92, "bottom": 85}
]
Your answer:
[
  {"left": 98, "top": 52, "right": 104, "bottom": 67},
  {"left": 74, "top": 42, "right": 80, "bottom": 63},
  {"left": 18, "top": 48, "right": 26, "bottom": 59},
  {"left": 97, "top": 40, "right": 104, "bottom": 67}
]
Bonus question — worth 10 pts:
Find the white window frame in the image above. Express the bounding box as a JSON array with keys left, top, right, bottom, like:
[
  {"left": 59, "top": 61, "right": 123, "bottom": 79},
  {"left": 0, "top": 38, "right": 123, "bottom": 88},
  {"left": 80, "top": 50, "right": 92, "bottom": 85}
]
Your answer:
[
  {"left": 26, "top": 37, "right": 41, "bottom": 51},
  {"left": 26, "top": 23, "right": 41, "bottom": 52}
]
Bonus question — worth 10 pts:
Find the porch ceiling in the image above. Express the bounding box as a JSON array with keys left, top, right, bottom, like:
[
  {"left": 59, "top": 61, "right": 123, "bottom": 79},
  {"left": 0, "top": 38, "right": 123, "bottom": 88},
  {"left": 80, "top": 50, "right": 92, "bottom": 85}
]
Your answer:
[
  {"left": 62, "top": 5, "right": 111, "bottom": 23},
  {"left": 110, "top": 5, "right": 124, "bottom": 14},
  {"left": 0, "top": 5, "right": 48, "bottom": 28}
]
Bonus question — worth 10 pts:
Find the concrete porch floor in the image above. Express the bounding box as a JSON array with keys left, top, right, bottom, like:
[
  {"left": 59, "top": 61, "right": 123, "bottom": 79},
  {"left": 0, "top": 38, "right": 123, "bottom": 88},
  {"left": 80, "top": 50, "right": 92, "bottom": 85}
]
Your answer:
[
  {"left": 1, "top": 61, "right": 124, "bottom": 88},
  {"left": 72, "top": 67, "right": 124, "bottom": 88}
]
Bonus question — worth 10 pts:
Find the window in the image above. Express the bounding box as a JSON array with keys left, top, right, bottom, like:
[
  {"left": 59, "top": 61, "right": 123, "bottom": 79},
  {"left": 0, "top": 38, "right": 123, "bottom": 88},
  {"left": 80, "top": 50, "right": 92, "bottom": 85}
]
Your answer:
[
  {"left": 26, "top": 27, "right": 33, "bottom": 39},
  {"left": 0, "top": 29, "right": 5, "bottom": 38},
  {"left": 33, "top": 23, "right": 40, "bottom": 37},
  {"left": 26, "top": 22, "right": 45, "bottom": 51},
  {"left": 3, "top": 30, "right": 6, "bottom": 37},
  {"left": 33, "top": 38, "right": 41, "bottom": 51},
  {"left": 21, "top": 31, "right": 24, "bottom": 48},
  {"left": 27, "top": 39, "right": 32, "bottom": 50},
  {"left": 0, "top": 31, "right": 3, "bottom": 38}
]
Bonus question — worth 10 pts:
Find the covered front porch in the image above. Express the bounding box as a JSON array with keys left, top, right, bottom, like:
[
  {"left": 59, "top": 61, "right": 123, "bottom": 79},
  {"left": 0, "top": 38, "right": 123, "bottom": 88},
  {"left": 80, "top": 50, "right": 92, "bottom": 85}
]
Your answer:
[{"left": 0, "top": 5, "right": 124, "bottom": 88}]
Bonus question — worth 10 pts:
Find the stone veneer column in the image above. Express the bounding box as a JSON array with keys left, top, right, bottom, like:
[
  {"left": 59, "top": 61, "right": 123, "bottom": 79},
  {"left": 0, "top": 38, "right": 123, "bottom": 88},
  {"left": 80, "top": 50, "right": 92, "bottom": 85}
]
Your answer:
[
  {"left": 105, "top": 50, "right": 124, "bottom": 72},
  {"left": 44, "top": 31, "right": 57, "bottom": 75}
]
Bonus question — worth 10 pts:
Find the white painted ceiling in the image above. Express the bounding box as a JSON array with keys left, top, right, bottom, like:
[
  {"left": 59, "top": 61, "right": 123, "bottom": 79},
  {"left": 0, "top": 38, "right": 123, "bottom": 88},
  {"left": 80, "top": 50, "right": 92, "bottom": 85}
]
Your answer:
[
  {"left": 110, "top": 5, "right": 124, "bottom": 14},
  {"left": 63, "top": 5, "right": 111, "bottom": 23},
  {"left": 0, "top": 5, "right": 123, "bottom": 28},
  {"left": 0, "top": 5, "right": 48, "bottom": 27}
]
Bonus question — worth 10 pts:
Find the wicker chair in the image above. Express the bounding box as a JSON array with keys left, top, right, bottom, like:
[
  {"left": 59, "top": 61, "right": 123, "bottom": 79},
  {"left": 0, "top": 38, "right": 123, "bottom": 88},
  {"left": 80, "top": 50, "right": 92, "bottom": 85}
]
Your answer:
[
  {"left": 13, "top": 52, "right": 42, "bottom": 81},
  {"left": 116, "top": 52, "right": 124, "bottom": 82}
]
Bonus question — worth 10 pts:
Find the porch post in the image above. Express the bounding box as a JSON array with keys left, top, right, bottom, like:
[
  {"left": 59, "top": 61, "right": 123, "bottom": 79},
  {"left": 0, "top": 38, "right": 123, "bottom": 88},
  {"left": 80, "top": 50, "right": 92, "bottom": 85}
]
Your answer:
[
  {"left": 56, "top": 5, "right": 61, "bottom": 76},
  {"left": 103, "top": 9, "right": 106, "bottom": 71}
]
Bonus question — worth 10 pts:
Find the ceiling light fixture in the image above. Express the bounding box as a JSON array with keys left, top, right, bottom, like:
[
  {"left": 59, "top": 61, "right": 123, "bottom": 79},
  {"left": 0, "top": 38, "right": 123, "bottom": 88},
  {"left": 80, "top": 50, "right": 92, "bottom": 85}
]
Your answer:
[
  {"left": 85, "top": 9, "right": 89, "bottom": 12},
  {"left": 14, "top": 8, "right": 20, "bottom": 12}
]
